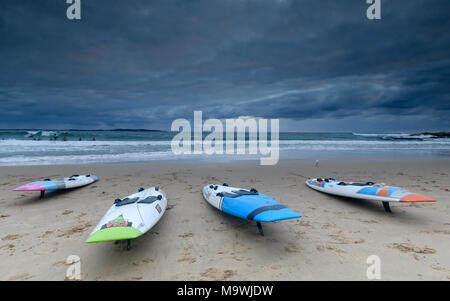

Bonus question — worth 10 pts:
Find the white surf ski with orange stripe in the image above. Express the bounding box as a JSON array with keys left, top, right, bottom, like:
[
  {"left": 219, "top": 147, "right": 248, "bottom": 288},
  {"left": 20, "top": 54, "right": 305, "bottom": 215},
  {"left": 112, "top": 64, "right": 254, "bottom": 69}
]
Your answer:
[{"left": 305, "top": 178, "right": 435, "bottom": 212}]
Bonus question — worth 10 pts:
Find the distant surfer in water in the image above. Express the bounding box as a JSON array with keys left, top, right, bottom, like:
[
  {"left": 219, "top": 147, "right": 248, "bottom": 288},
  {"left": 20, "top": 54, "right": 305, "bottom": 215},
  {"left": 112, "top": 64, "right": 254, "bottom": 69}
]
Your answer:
[
  {"left": 92, "top": 137, "right": 96, "bottom": 141},
  {"left": 62, "top": 136, "right": 68, "bottom": 141}
]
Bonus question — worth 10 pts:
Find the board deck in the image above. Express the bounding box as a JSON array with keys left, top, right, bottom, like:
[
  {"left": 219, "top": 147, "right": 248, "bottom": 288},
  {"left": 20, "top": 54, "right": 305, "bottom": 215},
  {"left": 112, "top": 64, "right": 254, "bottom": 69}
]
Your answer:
[
  {"left": 86, "top": 186, "right": 167, "bottom": 244},
  {"left": 202, "top": 184, "right": 301, "bottom": 223}
]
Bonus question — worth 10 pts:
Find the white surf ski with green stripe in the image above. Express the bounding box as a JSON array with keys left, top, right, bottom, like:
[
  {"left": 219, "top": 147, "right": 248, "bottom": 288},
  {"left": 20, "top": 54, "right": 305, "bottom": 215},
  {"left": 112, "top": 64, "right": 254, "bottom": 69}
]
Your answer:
[{"left": 86, "top": 186, "right": 167, "bottom": 243}]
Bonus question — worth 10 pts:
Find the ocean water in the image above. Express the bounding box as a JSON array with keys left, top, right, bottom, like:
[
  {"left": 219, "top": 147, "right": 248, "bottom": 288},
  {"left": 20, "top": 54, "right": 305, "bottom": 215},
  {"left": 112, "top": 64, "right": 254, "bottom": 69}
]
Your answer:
[{"left": 0, "top": 130, "right": 449, "bottom": 166}]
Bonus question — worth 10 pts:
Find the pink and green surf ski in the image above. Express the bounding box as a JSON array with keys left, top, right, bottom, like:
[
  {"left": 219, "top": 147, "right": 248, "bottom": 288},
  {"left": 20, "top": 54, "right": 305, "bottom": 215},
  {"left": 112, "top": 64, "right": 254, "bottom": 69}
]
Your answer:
[{"left": 14, "top": 175, "right": 98, "bottom": 191}]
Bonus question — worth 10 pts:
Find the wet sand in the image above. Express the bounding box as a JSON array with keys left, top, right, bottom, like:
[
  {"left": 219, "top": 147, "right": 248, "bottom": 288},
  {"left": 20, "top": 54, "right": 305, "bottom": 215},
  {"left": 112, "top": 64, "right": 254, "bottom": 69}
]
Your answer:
[{"left": 0, "top": 159, "right": 449, "bottom": 280}]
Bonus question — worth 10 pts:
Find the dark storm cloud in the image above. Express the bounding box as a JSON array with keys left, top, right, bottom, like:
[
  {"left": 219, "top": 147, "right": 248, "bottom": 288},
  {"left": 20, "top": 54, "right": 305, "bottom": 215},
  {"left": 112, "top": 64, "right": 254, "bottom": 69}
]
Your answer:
[{"left": 0, "top": 0, "right": 449, "bottom": 131}]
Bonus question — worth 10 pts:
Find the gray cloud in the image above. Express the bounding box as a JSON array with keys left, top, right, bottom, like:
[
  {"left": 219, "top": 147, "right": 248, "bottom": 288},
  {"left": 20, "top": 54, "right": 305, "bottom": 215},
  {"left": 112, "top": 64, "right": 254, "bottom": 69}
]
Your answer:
[{"left": 0, "top": 0, "right": 449, "bottom": 131}]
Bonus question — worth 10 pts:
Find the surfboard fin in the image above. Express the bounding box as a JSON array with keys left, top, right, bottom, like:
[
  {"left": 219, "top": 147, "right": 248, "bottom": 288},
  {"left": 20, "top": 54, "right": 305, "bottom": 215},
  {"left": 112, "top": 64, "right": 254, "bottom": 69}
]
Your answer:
[
  {"left": 127, "top": 239, "right": 131, "bottom": 250},
  {"left": 40, "top": 191, "right": 45, "bottom": 199},
  {"left": 382, "top": 201, "right": 392, "bottom": 213},
  {"left": 256, "top": 222, "right": 264, "bottom": 236}
]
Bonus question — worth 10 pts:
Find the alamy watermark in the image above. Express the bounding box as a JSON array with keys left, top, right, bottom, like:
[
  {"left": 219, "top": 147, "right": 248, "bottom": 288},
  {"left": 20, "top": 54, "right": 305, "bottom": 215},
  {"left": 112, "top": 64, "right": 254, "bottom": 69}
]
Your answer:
[
  {"left": 366, "top": 0, "right": 382, "bottom": 20},
  {"left": 171, "top": 111, "right": 279, "bottom": 165},
  {"left": 65, "top": 255, "right": 81, "bottom": 280},
  {"left": 366, "top": 255, "right": 381, "bottom": 280},
  {"left": 65, "top": 1, "right": 381, "bottom": 21},
  {"left": 66, "top": 0, "right": 81, "bottom": 20}
]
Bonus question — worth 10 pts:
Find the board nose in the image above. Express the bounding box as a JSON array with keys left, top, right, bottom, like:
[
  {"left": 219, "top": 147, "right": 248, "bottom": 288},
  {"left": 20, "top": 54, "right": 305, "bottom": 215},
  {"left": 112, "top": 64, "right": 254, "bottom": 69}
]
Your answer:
[{"left": 202, "top": 184, "right": 213, "bottom": 194}]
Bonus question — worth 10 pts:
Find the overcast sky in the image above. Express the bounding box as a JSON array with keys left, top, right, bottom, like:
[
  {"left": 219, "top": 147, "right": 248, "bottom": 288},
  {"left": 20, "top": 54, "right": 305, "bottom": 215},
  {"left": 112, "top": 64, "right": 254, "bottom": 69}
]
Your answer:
[{"left": 0, "top": 0, "right": 449, "bottom": 132}]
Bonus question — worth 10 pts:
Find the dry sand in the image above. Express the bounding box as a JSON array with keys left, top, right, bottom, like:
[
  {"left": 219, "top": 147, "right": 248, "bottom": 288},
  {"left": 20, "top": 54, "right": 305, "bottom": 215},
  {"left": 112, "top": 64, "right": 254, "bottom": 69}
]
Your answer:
[{"left": 0, "top": 158, "right": 449, "bottom": 280}]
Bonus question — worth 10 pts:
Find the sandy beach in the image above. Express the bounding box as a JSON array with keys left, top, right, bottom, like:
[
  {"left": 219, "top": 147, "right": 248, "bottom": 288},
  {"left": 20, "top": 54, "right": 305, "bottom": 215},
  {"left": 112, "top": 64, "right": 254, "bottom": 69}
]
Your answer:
[{"left": 0, "top": 158, "right": 449, "bottom": 281}]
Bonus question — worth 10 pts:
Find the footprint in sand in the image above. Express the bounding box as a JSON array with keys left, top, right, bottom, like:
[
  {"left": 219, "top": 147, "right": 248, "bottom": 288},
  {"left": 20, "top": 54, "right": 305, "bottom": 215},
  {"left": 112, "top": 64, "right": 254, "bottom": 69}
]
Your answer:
[
  {"left": 177, "top": 256, "right": 197, "bottom": 263},
  {"left": 388, "top": 242, "right": 436, "bottom": 254},
  {"left": 142, "top": 258, "right": 153, "bottom": 264},
  {"left": 57, "top": 223, "right": 92, "bottom": 238},
  {"left": 52, "top": 260, "right": 66, "bottom": 267},
  {"left": 8, "top": 273, "right": 33, "bottom": 280},
  {"left": 316, "top": 244, "right": 346, "bottom": 254},
  {"left": 1, "top": 234, "right": 22, "bottom": 241},
  {"left": 199, "top": 268, "right": 236, "bottom": 280},
  {"left": 420, "top": 230, "right": 450, "bottom": 235},
  {"left": 0, "top": 243, "right": 15, "bottom": 250},
  {"left": 412, "top": 253, "right": 422, "bottom": 261},
  {"left": 360, "top": 219, "right": 379, "bottom": 224},
  {"left": 328, "top": 232, "right": 365, "bottom": 245},
  {"left": 430, "top": 265, "right": 450, "bottom": 278},
  {"left": 77, "top": 212, "right": 87, "bottom": 219},
  {"left": 297, "top": 220, "right": 312, "bottom": 227},
  {"left": 321, "top": 223, "right": 336, "bottom": 229},
  {"left": 177, "top": 245, "right": 197, "bottom": 264},
  {"left": 178, "top": 232, "right": 194, "bottom": 238},
  {"left": 39, "top": 231, "right": 54, "bottom": 239},
  {"left": 271, "top": 265, "right": 282, "bottom": 270},
  {"left": 284, "top": 243, "right": 303, "bottom": 253},
  {"left": 213, "top": 226, "right": 228, "bottom": 232}
]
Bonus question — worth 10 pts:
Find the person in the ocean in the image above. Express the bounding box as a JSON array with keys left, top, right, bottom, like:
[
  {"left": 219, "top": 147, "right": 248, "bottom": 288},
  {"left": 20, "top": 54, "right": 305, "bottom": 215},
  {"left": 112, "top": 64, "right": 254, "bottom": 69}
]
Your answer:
[
  {"left": 79, "top": 137, "right": 82, "bottom": 141},
  {"left": 62, "top": 136, "right": 68, "bottom": 141},
  {"left": 92, "top": 137, "right": 96, "bottom": 141}
]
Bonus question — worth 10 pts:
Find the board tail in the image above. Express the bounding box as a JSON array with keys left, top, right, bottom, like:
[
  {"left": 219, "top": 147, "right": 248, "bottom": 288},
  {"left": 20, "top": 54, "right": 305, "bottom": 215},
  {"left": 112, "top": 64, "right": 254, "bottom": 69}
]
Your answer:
[
  {"left": 400, "top": 194, "right": 436, "bottom": 202},
  {"left": 251, "top": 207, "right": 301, "bottom": 222},
  {"left": 85, "top": 227, "right": 143, "bottom": 243}
]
